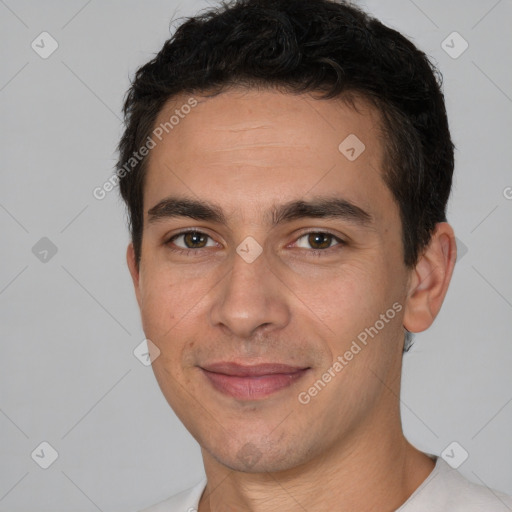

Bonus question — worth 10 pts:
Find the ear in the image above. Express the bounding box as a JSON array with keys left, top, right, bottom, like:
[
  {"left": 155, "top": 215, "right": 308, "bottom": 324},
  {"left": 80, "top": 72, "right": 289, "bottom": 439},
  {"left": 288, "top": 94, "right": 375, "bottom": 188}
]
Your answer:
[
  {"left": 403, "top": 222, "right": 457, "bottom": 334},
  {"left": 126, "top": 243, "right": 142, "bottom": 309}
]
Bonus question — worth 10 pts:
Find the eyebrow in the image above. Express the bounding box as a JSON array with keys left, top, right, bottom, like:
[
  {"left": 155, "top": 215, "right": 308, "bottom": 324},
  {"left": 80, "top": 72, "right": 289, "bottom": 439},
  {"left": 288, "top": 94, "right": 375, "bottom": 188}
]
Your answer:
[{"left": 147, "top": 196, "right": 373, "bottom": 227}]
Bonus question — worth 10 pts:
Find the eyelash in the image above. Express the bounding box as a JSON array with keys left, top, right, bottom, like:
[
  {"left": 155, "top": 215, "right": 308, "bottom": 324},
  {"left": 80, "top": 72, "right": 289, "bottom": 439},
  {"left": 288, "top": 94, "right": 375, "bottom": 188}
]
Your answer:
[{"left": 164, "top": 229, "right": 346, "bottom": 257}]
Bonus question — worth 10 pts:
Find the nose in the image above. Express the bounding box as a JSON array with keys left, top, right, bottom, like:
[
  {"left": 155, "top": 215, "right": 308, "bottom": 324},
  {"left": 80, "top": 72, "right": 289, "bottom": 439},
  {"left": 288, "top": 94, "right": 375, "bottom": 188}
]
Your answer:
[{"left": 209, "top": 248, "right": 291, "bottom": 339}]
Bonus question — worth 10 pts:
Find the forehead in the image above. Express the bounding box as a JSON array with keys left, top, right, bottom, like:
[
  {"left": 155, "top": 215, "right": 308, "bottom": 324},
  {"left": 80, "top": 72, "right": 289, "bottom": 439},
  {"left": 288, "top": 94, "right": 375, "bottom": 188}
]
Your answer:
[{"left": 143, "top": 88, "right": 391, "bottom": 223}]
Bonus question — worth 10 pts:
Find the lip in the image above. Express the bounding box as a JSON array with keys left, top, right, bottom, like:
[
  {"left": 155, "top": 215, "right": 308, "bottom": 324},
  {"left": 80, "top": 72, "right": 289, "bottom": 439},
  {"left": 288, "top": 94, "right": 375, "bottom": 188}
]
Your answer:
[{"left": 200, "top": 362, "right": 310, "bottom": 400}]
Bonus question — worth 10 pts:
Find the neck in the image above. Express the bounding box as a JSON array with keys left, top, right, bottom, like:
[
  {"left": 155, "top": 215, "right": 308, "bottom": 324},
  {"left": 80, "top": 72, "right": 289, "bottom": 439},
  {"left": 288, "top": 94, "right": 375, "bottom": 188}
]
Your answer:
[{"left": 198, "top": 409, "right": 435, "bottom": 512}]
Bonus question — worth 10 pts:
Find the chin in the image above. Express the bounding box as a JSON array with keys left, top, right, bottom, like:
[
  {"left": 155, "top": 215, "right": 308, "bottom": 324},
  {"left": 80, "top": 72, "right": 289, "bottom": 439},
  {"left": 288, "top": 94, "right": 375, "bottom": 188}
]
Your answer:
[{"left": 205, "top": 435, "right": 314, "bottom": 474}]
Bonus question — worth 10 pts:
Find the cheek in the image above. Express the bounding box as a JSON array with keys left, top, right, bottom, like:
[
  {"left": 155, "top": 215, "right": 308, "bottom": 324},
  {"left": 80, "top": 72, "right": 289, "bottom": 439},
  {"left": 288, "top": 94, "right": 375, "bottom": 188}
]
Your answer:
[
  {"left": 299, "top": 260, "right": 401, "bottom": 362},
  {"left": 307, "top": 262, "right": 382, "bottom": 328},
  {"left": 138, "top": 265, "right": 192, "bottom": 351},
  {"left": 137, "top": 265, "right": 216, "bottom": 360},
  {"left": 139, "top": 278, "right": 176, "bottom": 339}
]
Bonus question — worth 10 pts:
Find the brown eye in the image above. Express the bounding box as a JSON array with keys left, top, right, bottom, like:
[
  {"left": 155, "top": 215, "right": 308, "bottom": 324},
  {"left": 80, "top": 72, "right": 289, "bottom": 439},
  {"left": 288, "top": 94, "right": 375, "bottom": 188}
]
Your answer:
[
  {"left": 307, "top": 233, "right": 333, "bottom": 249},
  {"left": 295, "top": 232, "right": 341, "bottom": 251},
  {"left": 183, "top": 231, "right": 208, "bottom": 248},
  {"left": 167, "top": 231, "right": 215, "bottom": 250}
]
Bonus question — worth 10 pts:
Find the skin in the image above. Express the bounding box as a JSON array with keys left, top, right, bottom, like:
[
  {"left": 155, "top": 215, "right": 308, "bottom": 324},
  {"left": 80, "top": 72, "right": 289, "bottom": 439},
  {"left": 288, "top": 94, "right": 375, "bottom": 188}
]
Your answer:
[{"left": 127, "top": 88, "right": 457, "bottom": 511}]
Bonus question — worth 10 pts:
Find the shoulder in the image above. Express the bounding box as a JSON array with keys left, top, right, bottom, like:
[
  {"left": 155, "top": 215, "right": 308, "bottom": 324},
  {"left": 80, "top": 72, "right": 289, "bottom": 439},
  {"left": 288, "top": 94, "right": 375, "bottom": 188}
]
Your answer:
[
  {"left": 400, "top": 457, "right": 512, "bottom": 512},
  {"left": 136, "top": 478, "right": 207, "bottom": 512}
]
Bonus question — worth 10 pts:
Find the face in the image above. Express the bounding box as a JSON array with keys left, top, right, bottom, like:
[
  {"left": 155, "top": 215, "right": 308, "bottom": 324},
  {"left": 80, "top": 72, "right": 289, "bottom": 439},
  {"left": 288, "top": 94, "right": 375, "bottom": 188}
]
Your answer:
[{"left": 128, "top": 88, "right": 413, "bottom": 473}]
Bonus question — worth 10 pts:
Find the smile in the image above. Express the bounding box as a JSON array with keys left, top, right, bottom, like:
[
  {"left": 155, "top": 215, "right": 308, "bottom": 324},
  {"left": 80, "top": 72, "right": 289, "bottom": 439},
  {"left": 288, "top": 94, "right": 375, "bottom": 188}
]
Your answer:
[{"left": 200, "top": 362, "right": 311, "bottom": 400}]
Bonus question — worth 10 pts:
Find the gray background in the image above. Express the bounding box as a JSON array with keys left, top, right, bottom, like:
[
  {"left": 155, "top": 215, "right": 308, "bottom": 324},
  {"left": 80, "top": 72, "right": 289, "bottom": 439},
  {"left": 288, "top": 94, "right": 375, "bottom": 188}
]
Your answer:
[{"left": 1, "top": 0, "right": 511, "bottom": 510}]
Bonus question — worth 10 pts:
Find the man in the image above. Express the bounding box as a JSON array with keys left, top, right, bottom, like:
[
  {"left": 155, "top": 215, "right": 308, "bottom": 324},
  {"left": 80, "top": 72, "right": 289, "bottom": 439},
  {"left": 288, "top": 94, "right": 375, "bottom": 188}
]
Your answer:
[{"left": 117, "top": 0, "right": 512, "bottom": 510}]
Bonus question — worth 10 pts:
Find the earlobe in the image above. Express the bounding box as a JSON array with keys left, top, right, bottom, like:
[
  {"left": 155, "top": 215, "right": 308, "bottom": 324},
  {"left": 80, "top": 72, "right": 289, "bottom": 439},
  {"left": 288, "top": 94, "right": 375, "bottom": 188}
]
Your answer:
[{"left": 403, "top": 222, "right": 457, "bottom": 334}]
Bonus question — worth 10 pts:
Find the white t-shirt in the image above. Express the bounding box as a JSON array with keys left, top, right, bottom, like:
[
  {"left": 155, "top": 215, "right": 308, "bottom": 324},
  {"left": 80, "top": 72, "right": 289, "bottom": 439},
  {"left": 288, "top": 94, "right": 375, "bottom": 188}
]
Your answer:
[{"left": 138, "top": 456, "right": 512, "bottom": 511}]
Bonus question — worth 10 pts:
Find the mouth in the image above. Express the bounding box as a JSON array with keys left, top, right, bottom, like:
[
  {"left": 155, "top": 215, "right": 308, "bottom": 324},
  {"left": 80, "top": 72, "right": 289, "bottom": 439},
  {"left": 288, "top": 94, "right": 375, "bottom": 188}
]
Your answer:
[{"left": 199, "top": 362, "right": 311, "bottom": 400}]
